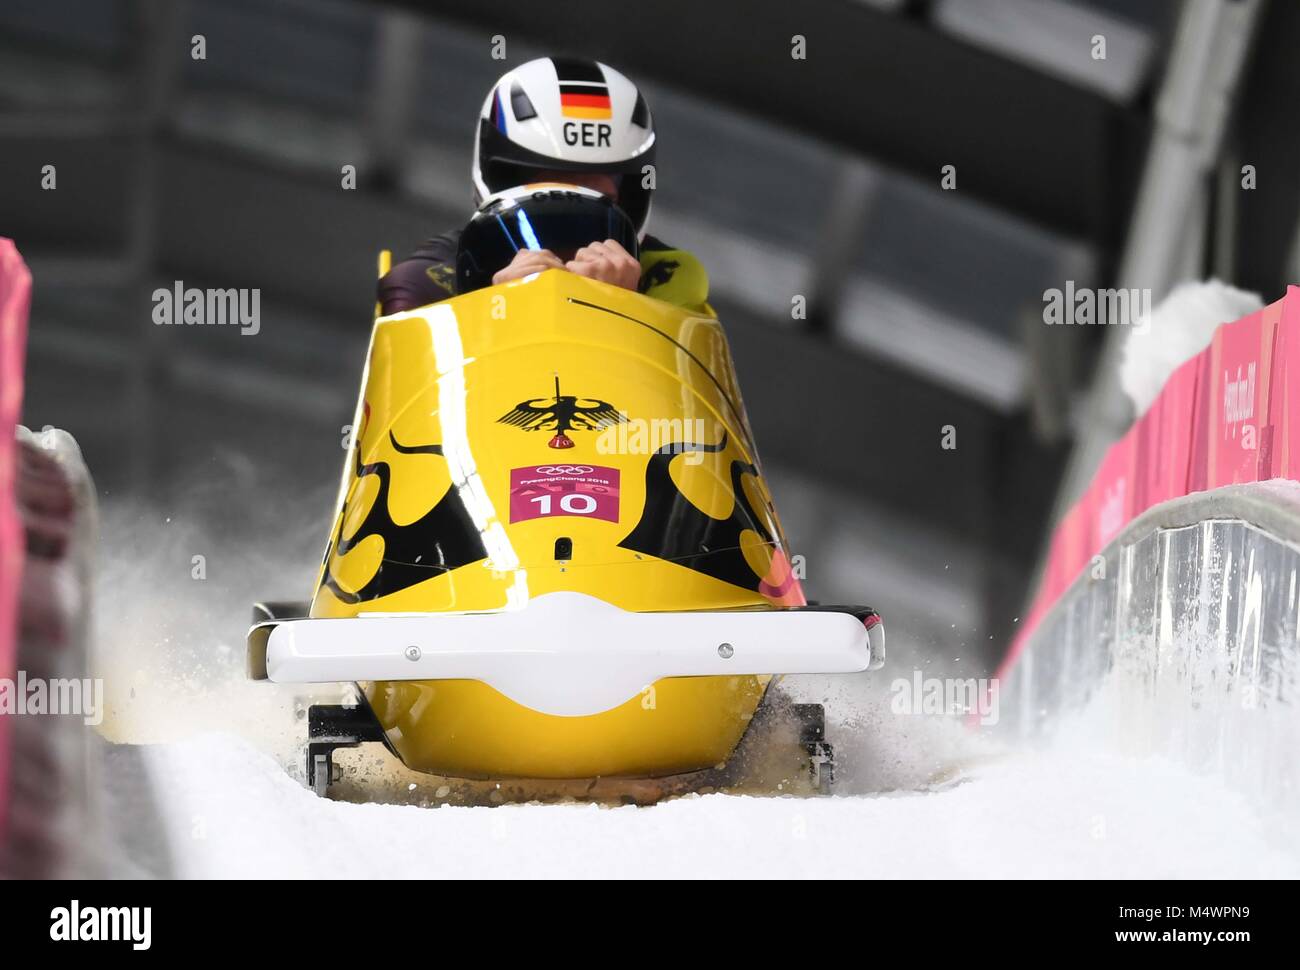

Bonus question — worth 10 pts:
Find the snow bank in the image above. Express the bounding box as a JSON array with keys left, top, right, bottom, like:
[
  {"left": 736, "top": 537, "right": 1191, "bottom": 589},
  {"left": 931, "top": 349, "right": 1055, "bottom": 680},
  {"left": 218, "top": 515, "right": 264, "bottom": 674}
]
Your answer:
[{"left": 1119, "top": 279, "right": 1263, "bottom": 414}]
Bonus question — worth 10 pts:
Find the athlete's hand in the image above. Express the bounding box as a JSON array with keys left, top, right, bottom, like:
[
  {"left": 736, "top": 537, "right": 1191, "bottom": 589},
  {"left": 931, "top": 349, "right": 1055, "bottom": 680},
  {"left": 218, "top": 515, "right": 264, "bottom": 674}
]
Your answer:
[
  {"left": 566, "top": 239, "right": 641, "bottom": 291},
  {"left": 493, "top": 248, "right": 566, "bottom": 285}
]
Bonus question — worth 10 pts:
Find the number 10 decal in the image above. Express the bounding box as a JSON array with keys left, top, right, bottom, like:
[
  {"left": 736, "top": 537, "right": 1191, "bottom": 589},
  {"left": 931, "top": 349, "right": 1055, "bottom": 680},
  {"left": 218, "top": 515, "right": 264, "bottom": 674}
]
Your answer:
[
  {"left": 509, "top": 465, "right": 621, "bottom": 523},
  {"left": 530, "top": 492, "right": 599, "bottom": 515}
]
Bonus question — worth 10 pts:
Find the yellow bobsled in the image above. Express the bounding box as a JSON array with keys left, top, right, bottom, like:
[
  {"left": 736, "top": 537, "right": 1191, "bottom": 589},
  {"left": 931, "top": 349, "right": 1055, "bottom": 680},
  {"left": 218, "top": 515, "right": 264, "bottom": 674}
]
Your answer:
[{"left": 248, "top": 188, "right": 883, "bottom": 799}]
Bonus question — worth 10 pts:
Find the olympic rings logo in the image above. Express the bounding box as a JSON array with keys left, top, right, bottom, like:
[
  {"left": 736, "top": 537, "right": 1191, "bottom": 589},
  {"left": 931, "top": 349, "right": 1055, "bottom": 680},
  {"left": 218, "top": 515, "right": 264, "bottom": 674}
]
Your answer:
[{"left": 535, "top": 465, "right": 595, "bottom": 475}]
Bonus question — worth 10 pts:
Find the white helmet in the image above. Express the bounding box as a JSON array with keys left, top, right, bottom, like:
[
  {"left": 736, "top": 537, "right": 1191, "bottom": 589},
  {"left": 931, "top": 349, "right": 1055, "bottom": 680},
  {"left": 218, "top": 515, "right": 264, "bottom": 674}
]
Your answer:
[{"left": 472, "top": 56, "right": 656, "bottom": 234}]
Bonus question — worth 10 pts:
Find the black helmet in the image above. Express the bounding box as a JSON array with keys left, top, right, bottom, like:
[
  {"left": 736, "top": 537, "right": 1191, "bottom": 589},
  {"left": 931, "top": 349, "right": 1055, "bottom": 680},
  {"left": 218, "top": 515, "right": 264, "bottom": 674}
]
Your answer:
[{"left": 455, "top": 184, "right": 640, "bottom": 294}]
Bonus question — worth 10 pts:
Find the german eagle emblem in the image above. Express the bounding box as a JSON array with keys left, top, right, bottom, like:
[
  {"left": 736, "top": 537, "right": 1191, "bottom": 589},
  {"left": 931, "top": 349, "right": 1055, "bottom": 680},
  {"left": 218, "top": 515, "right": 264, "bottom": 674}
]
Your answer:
[{"left": 497, "top": 376, "right": 625, "bottom": 449}]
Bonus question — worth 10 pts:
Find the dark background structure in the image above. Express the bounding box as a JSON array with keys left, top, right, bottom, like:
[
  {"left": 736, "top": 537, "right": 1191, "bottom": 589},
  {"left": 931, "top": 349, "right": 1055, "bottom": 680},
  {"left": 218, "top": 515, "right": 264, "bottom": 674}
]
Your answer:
[{"left": 3, "top": 0, "right": 1298, "bottom": 671}]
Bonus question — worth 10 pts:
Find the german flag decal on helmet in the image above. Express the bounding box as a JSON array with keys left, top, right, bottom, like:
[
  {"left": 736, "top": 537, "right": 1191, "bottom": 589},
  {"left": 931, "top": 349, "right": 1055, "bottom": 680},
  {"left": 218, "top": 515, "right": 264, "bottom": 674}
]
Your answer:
[{"left": 554, "top": 57, "right": 612, "bottom": 120}]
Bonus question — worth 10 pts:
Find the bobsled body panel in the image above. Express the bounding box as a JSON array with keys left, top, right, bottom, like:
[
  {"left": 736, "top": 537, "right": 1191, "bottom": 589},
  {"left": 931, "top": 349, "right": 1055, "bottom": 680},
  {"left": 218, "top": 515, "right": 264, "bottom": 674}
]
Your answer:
[{"left": 310, "top": 270, "right": 804, "bottom": 778}]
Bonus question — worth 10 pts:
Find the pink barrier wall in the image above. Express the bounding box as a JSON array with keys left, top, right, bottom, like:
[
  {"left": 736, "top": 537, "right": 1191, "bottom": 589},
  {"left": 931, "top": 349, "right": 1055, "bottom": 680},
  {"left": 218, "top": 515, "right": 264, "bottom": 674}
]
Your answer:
[
  {"left": 0, "top": 239, "right": 31, "bottom": 844},
  {"left": 999, "top": 285, "right": 1300, "bottom": 681}
]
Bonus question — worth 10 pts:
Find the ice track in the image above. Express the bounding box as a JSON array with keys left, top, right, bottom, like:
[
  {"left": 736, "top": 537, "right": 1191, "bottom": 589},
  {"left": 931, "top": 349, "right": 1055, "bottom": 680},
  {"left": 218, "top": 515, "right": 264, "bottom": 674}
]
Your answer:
[
  {"left": 108, "top": 731, "right": 1292, "bottom": 879},
  {"left": 92, "top": 503, "right": 1300, "bottom": 880}
]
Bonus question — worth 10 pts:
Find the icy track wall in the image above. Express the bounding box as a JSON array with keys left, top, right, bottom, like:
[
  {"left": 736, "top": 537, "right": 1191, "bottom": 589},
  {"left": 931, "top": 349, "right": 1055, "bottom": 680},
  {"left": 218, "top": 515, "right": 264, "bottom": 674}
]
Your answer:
[
  {"left": 0, "top": 240, "right": 101, "bottom": 877},
  {"left": 0, "top": 239, "right": 30, "bottom": 857},
  {"left": 998, "top": 286, "right": 1300, "bottom": 819}
]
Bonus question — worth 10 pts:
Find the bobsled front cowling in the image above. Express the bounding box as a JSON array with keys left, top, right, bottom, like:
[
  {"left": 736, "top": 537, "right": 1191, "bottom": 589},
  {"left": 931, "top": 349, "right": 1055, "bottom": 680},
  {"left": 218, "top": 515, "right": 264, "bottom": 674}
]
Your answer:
[{"left": 310, "top": 269, "right": 806, "bottom": 779}]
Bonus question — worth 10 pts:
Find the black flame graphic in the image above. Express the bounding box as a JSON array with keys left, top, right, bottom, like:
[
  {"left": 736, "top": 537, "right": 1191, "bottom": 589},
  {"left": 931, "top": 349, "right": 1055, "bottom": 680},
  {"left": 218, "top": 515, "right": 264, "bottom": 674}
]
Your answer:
[
  {"left": 617, "top": 434, "right": 783, "bottom": 593},
  {"left": 318, "top": 431, "right": 488, "bottom": 604}
]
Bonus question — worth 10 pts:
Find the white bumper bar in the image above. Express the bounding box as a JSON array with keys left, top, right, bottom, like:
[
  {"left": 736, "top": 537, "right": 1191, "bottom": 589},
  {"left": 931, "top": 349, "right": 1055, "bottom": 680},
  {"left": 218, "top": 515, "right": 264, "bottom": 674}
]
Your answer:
[{"left": 249, "top": 592, "right": 883, "bottom": 717}]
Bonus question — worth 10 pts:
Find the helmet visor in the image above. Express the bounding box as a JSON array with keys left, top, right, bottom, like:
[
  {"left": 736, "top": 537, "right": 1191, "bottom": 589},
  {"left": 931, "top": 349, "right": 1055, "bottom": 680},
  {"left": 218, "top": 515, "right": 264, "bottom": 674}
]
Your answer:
[{"left": 456, "top": 188, "right": 640, "bottom": 294}]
